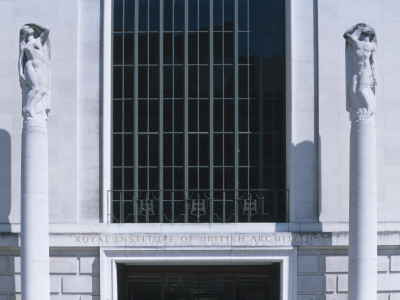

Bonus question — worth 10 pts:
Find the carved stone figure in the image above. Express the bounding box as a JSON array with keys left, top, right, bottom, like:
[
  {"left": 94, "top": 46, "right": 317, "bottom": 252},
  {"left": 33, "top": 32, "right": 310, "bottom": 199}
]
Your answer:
[
  {"left": 18, "top": 23, "right": 51, "bottom": 119},
  {"left": 343, "top": 23, "right": 377, "bottom": 121}
]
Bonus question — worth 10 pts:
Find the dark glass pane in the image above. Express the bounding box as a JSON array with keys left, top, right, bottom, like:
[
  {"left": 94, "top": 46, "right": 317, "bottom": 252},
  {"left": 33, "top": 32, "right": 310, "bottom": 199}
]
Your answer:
[
  {"left": 124, "top": 167, "right": 133, "bottom": 190},
  {"left": 239, "top": 167, "right": 248, "bottom": 189},
  {"left": 148, "top": 100, "right": 159, "bottom": 131},
  {"left": 249, "top": 166, "right": 258, "bottom": 189},
  {"left": 236, "top": 274, "right": 269, "bottom": 299},
  {"left": 263, "top": 99, "right": 273, "bottom": 132},
  {"left": 188, "top": 66, "right": 198, "bottom": 98},
  {"left": 249, "top": 32, "right": 259, "bottom": 64},
  {"left": 274, "top": 0, "right": 284, "bottom": 31},
  {"left": 149, "top": 0, "right": 159, "bottom": 31},
  {"left": 164, "top": 0, "right": 173, "bottom": 30},
  {"left": 238, "top": 99, "right": 248, "bottom": 132},
  {"left": 249, "top": 0, "right": 259, "bottom": 32},
  {"left": 164, "top": 167, "right": 172, "bottom": 188},
  {"left": 199, "top": 100, "right": 209, "bottom": 132},
  {"left": 199, "top": 0, "right": 209, "bottom": 30},
  {"left": 174, "top": 0, "right": 184, "bottom": 31},
  {"left": 114, "top": 0, "right": 123, "bottom": 32},
  {"left": 188, "top": 100, "right": 198, "bottom": 132},
  {"left": 124, "top": 0, "right": 134, "bottom": 31},
  {"left": 124, "top": 99, "right": 133, "bottom": 132},
  {"left": 124, "top": 66, "right": 133, "bottom": 98},
  {"left": 113, "top": 168, "right": 122, "bottom": 190},
  {"left": 188, "top": 32, "right": 198, "bottom": 64},
  {"left": 164, "top": 135, "right": 172, "bottom": 166},
  {"left": 113, "top": 33, "right": 123, "bottom": 65},
  {"left": 238, "top": 32, "right": 248, "bottom": 64},
  {"left": 138, "top": 66, "right": 148, "bottom": 98},
  {"left": 213, "top": 0, "right": 223, "bottom": 30},
  {"left": 174, "top": 66, "right": 184, "bottom": 98},
  {"left": 239, "top": 65, "right": 248, "bottom": 98},
  {"left": 213, "top": 32, "right": 222, "bottom": 63},
  {"left": 224, "top": 134, "right": 234, "bottom": 166},
  {"left": 238, "top": 0, "right": 248, "bottom": 31},
  {"left": 263, "top": 133, "right": 273, "bottom": 166},
  {"left": 224, "top": 0, "right": 234, "bottom": 31},
  {"left": 214, "top": 66, "right": 222, "bottom": 98},
  {"left": 198, "top": 167, "right": 209, "bottom": 188},
  {"left": 138, "top": 100, "right": 147, "bottom": 132},
  {"left": 199, "top": 134, "right": 209, "bottom": 166},
  {"left": 263, "top": 61, "right": 273, "bottom": 98},
  {"left": 274, "top": 133, "right": 285, "bottom": 162},
  {"left": 214, "top": 134, "right": 223, "bottom": 166},
  {"left": 113, "top": 66, "right": 123, "bottom": 98},
  {"left": 138, "top": 135, "right": 148, "bottom": 166},
  {"left": 249, "top": 65, "right": 258, "bottom": 98},
  {"left": 188, "top": 0, "right": 198, "bottom": 31},
  {"left": 138, "top": 0, "right": 148, "bottom": 31},
  {"left": 174, "top": 135, "right": 183, "bottom": 165},
  {"left": 113, "top": 134, "right": 122, "bottom": 166},
  {"left": 239, "top": 134, "right": 249, "bottom": 166},
  {"left": 224, "top": 167, "right": 234, "bottom": 189},
  {"left": 263, "top": 33, "right": 273, "bottom": 59},
  {"left": 164, "top": 33, "right": 173, "bottom": 64},
  {"left": 163, "top": 66, "right": 173, "bottom": 98},
  {"left": 174, "top": 100, "right": 184, "bottom": 132},
  {"left": 189, "top": 167, "right": 198, "bottom": 188},
  {"left": 138, "top": 33, "right": 148, "bottom": 64},
  {"left": 249, "top": 134, "right": 258, "bottom": 166},
  {"left": 163, "top": 100, "right": 173, "bottom": 132},
  {"left": 138, "top": 167, "right": 147, "bottom": 188},
  {"left": 224, "top": 32, "right": 234, "bottom": 63},
  {"left": 124, "top": 33, "right": 133, "bottom": 64},
  {"left": 262, "top": 0, "right": 273, "bottom": 31},
  {"left": 214, "top": 100, "right": 223, "bottom": 132},
  {"left": 124, "top": 134, "right": 133, "bottom": 165},
  {"left": 189, "top": 135, "right": 198, "bottom": 166},
  {"left": 224, "top": 66, "right": 234, "bottom": 99},
  {"left": 249, "top": 99, "right": 259, "bottom": 132},
  {"left": 149, "top": 33, "right": 159, "bottom": 64},
  {"left": 149, "top": 134, "right": 159, "bottom": 166},
  {"left": 199, "top": 66, "right": 209, "bottom": 98},
  {"left": 273, "top": 99, "right": 285, "bottom": 132},
  {"left": 224, "top": 99, "right": 234, "bottom": 132},
  {"left": 113, "top": 100, "right": 122, "bottom": 132},
  {"left": 174, "top": 33, "right": 184, "bottom": 63},
  {"left": 149, "top": 66, "right": 159, "bottom": 98},
  {"left": 199, "top": 32, "right": 209, "bottom": 63},
  {"left": 214, "top": 167, "right": 223, "bottom": 189}
]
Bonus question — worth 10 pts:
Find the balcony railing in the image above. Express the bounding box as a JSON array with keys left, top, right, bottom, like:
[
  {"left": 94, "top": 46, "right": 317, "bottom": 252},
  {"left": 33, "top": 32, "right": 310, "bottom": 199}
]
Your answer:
[{"left": 108, "top": 189, "right": 289, "bottom": 223}]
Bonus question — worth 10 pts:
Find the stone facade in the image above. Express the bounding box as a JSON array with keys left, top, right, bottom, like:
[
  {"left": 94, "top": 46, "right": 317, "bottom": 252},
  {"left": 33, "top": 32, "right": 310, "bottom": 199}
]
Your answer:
[{"left": 0, "top": 0, "right": 400, "bottom": 299}]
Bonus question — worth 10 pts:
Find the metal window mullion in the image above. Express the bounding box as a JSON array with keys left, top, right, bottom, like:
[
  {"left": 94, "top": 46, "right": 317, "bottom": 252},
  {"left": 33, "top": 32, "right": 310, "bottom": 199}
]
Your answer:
[
  {"left": 133, "top": 0, "right": 139, "bottom": 223},
  {"left": 120, "top": 0, "right": 126, "bottom": 223},
  {"left": 208, "top": 0, "right": 214, "bottom": 223},
  {"left": 158, "top": 0, "right": 164, "bottom": 223},
  {"left": 183, "top": 0, "right": 189, "bottom": 223},
  {"left": 234, "top": 0, "right": 239, "bottom": 223}
]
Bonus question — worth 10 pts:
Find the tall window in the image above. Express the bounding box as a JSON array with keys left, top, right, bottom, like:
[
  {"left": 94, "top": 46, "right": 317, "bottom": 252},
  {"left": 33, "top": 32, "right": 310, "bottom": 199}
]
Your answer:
[{"left": 112, "top": 0, "right": 286, "bottom": 223}]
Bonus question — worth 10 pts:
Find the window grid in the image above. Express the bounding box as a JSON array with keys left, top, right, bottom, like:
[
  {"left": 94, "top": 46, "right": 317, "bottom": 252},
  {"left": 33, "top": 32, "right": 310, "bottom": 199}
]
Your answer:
[{"left": 112, "top": 0, "right": 287, "bottom": 223}]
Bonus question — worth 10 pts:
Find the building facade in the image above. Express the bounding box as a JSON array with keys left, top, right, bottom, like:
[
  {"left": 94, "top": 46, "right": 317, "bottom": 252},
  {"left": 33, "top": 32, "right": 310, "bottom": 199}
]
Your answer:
[{"left": 0, "top": 0, "right": 400, "bottom": 299}]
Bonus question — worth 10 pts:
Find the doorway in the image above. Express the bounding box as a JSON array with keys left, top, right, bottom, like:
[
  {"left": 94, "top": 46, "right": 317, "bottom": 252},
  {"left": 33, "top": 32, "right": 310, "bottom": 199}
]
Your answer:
[{"left": 117, "top": 264, "right": 280, "bottom": 300}]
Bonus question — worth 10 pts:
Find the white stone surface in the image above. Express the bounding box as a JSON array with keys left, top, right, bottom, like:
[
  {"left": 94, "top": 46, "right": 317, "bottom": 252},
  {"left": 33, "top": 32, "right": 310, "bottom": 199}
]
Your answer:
[
  {"left": 377, "top": 273, "right": 400, "bottom": 291},
  {"left": 378, "top": 256, "right": 389, "bottom": 272},
  {"left": 338, "top": 274, "right": 348, "bottom": 292},
  {"left": 390, "top": 255, "right": 400, "bottom": 272},
  {"left": 298, "top": 255, "right": 319, "bottom": 273},
  {"left": 79, "top": 257, "right": 99, "bottom": 275},
  {"left": 49, "top": 257, "right": 78, "bottom": 274},
  {"left": 62, "top": 275, "right": 99, "bottom": 294},
  {"left": 324, "top": 256, "right": 348, "bottom": 273}
]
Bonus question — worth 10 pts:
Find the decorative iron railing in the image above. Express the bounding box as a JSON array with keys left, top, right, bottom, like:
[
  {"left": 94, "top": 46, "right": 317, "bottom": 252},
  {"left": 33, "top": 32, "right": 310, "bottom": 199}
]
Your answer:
[{"left": 108, "top": 189, "right": 289, "bottom": 223}]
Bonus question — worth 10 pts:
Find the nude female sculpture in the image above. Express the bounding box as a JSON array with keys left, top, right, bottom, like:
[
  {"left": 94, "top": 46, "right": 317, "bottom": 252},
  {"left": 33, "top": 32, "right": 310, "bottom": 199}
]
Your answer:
[
  {"left": 343, "top": 23, "right": 377, "bottom": 121},
  {"left": 18, "top": 23, "right": 50, "bottom": 119}
]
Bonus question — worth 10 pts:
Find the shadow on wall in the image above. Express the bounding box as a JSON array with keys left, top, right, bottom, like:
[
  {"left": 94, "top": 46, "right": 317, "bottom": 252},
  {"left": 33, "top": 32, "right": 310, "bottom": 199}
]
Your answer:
[
  {"left": 291, "top": 140, "right": 319, "bottom": 222},
  {"left": 0, "top": 129, "right": 12, "bottom": 225}
]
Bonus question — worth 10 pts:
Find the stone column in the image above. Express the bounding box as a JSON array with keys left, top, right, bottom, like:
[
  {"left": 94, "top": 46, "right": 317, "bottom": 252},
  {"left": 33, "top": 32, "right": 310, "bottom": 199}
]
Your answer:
[
  {"left": 21, "top": 118, "right": 50, "bottom": 300},
  {"left": 343, "top": 23, "right": 378, "bottom": 300},
  {"left": 19, "top": 23, "right": 51, "bottom": 300},
  {"left": 349, "top": 120, "right": 377, "bottom": 300}
]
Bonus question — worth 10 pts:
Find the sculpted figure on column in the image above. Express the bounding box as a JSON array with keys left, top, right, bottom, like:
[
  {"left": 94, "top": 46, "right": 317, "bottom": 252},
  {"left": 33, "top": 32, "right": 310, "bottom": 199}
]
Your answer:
[
  {"left": 343, "top": 23, "right": 377, "bottom": 121},
  {"left": 18, "top": 23, "right": 51, "bottom": 119}
]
